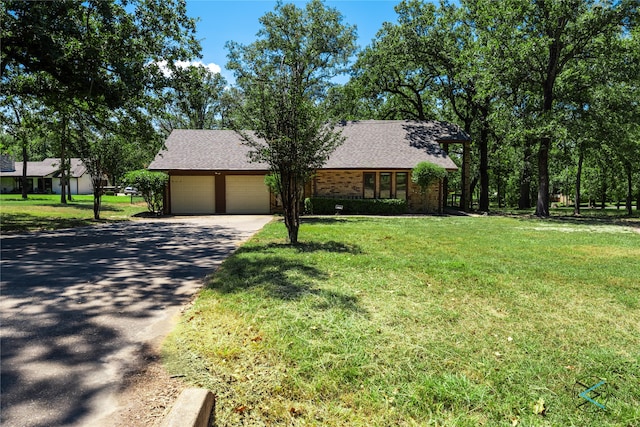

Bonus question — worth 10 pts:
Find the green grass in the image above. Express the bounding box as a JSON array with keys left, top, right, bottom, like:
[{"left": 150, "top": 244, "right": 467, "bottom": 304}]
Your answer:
[
  {"left": 164, "top": 215, "right": 640, "bottom": 426},
  {"left": 0, "top": 194, "right": 148, "bottom": 233}
]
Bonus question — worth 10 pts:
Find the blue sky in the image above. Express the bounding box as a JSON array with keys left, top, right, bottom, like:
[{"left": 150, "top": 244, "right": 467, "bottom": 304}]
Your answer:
[{"left": 184, "top": 0, "right": 403, "bottom": 83}]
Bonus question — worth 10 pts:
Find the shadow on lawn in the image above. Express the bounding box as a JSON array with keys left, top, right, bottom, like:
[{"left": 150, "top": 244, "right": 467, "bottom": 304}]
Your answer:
[
  {"left": 31, "top": 202, "right": 126, "bottom": 212},
  {"left": 300, "top": 216, "right": 381, "bottom": 225},
  {"left": 492, "top": 207, "right": 639, "bottom": 229},
  {"left": 548, "top": 214, "right": 640, "bottom": 230},
  {"left": 300, "top": 216, "right": 351, "bottom": 224},
  {"left": 0, "top": 213, "right": 95, "bottom": 233},
  {"left": 209, "top": 248, "right": 366, "bottom": 314},
  {"left": 265, "top": 240, "right": 363, "bottom": 254}
]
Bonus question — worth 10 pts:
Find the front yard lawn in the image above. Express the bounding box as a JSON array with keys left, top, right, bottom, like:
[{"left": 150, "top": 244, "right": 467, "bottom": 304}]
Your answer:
[
  {"left": 0, "top": 194, "right": 147, "bottom": 233},
  {"left": 164, "top": 216, "right": 640, "bottom": 426}
]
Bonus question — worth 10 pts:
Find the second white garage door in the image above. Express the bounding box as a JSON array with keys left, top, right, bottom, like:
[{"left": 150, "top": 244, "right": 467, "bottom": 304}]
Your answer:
[
  {"left": 171, "top": 175, "right": 215, "bottom": 214},
  {"left": 226, "top": 175, "right": 270, "bottom": 214}
]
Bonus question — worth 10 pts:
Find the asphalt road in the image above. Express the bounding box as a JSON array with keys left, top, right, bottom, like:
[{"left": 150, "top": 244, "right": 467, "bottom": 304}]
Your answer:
[{"left": 0, "top": 215, "right": 273, "bottom": 427}]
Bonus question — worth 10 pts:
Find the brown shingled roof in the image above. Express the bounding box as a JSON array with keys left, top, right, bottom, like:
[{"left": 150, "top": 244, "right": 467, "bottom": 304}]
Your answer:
[
  {"left": 326, "top": 120, "right": 465, "bottom": 170},
  {"left": 148, "top": 120, "right": 468, "bottom": 172},
  {"left": 148, "top": 130, "right": 269, "bottom": 171}
]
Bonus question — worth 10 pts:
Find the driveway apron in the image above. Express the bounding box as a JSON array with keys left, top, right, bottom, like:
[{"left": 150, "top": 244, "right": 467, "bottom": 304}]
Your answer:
[{"left": 0, "top": 215, "right": 272, "bottom": 427}]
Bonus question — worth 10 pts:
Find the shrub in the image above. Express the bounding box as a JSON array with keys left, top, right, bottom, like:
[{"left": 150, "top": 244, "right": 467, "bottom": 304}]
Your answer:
[
  {"left": 123, "top": 170, "right": 168, "bottom": 214},
  {"left": 412, "top": 162, "right": 447, "bottom": 212},
  {"left": 411, "top": 162, "right": 447, "bottom": 191},
  {"left": 264, "top": 173, "right": 280, "bottom": 195},
  {"left": 307, "top": 197, "right": 407, "bottom": 215},
  {"left": 304, "top": 197, "right": 313, "bottom": 215}
]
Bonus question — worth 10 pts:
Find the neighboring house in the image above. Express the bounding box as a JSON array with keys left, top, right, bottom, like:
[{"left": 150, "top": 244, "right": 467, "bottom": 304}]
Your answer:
[
  {"left": 0, "top": 156, "right": 94, "bottom": 195},
  {"left": 147, "top": 120, "right": 471, "bottom": 215}
]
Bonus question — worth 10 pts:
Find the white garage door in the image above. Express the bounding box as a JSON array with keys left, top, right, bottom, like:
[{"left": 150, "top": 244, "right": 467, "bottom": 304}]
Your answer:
[
  {"left": 170, "top": 175, "right": 215, "bottom": 214},
  {"left": 226, "top": 175, "right": 270, "bottom": 214}
]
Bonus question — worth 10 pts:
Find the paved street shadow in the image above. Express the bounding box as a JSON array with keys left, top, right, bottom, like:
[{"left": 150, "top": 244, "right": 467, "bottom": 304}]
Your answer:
[{"left": 0, "top": 219, "right": 255, "bottom": 426}]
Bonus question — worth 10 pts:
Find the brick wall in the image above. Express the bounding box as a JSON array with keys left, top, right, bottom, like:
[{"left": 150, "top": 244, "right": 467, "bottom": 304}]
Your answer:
[
  {"left": 408, "top": 180, "right": 441, "bottom": 213},
  {"left": 312, "top": 170, "right": 442, "bottom": 213},
  {"left": 314, "top": 170, "right": 363, "bottom": 198}
]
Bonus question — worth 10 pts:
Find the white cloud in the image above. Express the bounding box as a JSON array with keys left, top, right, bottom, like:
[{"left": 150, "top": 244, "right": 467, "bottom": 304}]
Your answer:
[{"left": 155, "top": 60, "right": 222, "bottom": 77}]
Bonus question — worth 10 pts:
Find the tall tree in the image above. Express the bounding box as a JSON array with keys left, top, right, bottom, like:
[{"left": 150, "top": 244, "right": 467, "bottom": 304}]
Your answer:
[
  {"left": 353, "top": 2, "right": 440, "bottom": 121},
  {"left": 467, "top": 0, "right": 636, "bottom": 216},
  {"left": 158, "top": 64, "right": 228, "bottom": 133},
  {"left": 71, "top": 103, "right": 162, "bottom": 219},
  {"left": 0, "top": 90, "right": 42, "bottom": 199},
  {"left": 2, "top": 0, "right": 200, "bottom": 207},
  {"left": 351, "top": 1, "right": 495, "bottom": 211},
  {"left": 227, "top": 0, "right": 357, "bottom": 244}
]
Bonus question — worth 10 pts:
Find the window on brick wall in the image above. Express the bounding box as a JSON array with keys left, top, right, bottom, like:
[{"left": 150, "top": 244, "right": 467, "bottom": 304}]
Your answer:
[
  {"left": 362, "top": 172, "right": 409, "bottom": 200},
  {"left": 380, "top": 172, "right": 391, "bottom": 198},
  {"left": 396, "top": 172, "right": 407, "bottom": 200},
  {"left": 363, "top": 172, "right": 375, "bottom": 198}
]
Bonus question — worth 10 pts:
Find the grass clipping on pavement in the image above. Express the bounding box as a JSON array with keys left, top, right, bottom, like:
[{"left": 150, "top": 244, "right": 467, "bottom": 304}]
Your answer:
[{"left": 163, "top": 216, "right": 640, "bottom": 426}]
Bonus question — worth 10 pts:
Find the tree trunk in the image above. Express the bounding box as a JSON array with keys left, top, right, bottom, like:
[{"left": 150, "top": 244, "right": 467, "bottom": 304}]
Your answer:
[
  {"left": 625, "top": 162, "right": 633, "bottom": 216},
  {"left": 574, "top": 145, "right": 584, "bottom": 215},
  {"left": 470, "top": 176, "right": 478, "bottom": 204},
  {"left": 460, "top": 120, "right": 473, "bottom": 212},
  {"left": 280, "top": 173, "right": 301, "bottom": 245},
  {"left": 66, "top": 163, "right": 73, "bottom": 201},
  {"left": 67, "top": 175, "right": 73, "bottom": 201},
  {"left": 283, "top": 197, "right": 300, "bottom": 244},
  {"left": 519, "top": 140, "right": 534, "bottom": 209},
  {"left": 93, "top": 178, "right": 102, "bottom": 220},
  {"left": 60, "top": 170, "right": 67, "bottom": 203},
  {"left": 536, "top": 20, "right": 562, "bottom": 218},
  {"left": 441, "top": 143, "right": 449, "bottom": 208},
  {"left": 535, "top": 136, "right": 550, "bottom": 217},
  {"left": 478, "top": 104, "right": 490, "bottom": 212},
  {"left": 93, "top": 191, "right": 102, "bottom": 219},
  {"left": 59, "top": 116, "right": 68, "bottom": 204},
  {"left": 286, "top": 217, "right": 299, "bottom": 244},
  {"left": 21, "top": 139, "right": 28, "bottom": 200}
]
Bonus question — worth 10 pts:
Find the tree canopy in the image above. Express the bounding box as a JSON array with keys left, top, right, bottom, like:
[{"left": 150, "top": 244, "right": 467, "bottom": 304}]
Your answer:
[{"left": 157, "top": 64, "right": 228, "bottom": 133}]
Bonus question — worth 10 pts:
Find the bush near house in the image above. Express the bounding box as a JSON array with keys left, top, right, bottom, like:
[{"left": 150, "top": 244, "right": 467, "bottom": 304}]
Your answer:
[
  {"left": 123, "top": 170, "right": 168, "bottom": 215},
  {"left": 306, "top": 197, "right": 407, "bottom": 215}
]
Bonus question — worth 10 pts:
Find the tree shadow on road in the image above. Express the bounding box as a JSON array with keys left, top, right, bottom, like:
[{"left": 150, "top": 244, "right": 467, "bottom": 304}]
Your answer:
[{"left": 0, "top": 219, "right": 253, "bottom": 426}]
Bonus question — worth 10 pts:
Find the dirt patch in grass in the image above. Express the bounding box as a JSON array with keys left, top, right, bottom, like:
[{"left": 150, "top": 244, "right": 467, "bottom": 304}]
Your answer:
[{"left": 110, "top": 346, "right": 186, "bottom": 427}]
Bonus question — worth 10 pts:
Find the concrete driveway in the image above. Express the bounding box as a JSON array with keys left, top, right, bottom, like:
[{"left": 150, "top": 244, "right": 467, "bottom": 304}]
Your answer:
[{"left": 0, "top": 215, "right": 272, "bottom": 427}]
